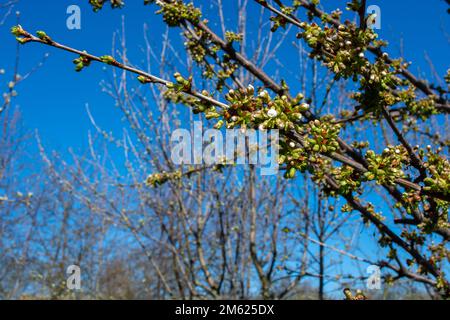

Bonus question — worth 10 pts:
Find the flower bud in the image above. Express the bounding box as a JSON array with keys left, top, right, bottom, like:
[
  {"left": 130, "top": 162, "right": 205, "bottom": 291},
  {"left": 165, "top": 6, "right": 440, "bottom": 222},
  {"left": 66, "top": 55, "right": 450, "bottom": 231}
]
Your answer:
[
  {"left": 100, "top": 55, "right": 116, "bottom": 65},
  {"left": 247, "top": 84, "right": 255, "bottom": 95},
  {"left": 267, "top": 108, "right": 278, "bottom": 118}
]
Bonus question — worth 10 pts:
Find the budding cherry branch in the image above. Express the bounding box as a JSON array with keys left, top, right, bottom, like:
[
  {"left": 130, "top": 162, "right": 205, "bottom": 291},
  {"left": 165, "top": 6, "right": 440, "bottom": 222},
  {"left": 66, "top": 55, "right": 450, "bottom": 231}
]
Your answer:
[{"left": 11, "top": 0, "right": 450, "bottom": 297}]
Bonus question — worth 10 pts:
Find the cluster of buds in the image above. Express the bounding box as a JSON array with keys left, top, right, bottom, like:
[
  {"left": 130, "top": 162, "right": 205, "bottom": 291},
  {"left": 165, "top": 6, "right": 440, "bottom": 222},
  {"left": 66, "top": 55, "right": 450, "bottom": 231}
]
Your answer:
[
  {"left": 184, "top": 26, "right": 210, "bottom": 63},
  {"left": 305, "top": 118, "right": 341, "bottom": 154},
  {"left": 279, "top": 146, "right": 309, "bottom": 179},
  {"left": 332, "top": 165, "right": 362, "bottom": 195},
  {"left": 89, "top": 0, "right": 124, "bottom": 12},
  {"left": 269, "top": 6, "right": 295, "bottom": 32},
  {"left": 225, "top": 31, "right": 243, "bottom": 44},
  {"left": 216, "top": 61, "right": 239, "bottom": 91},
  {"left": 100, "top": 55, "right": 118, "bottom": 66},
  {"left": 155, "top": 0, "right": 202, "bottom": 27},
  {"left": 343, "top": 288, "right": 367, "bottom": 300},
  {"left": 161, "top": 72, "right": 216, "bottom": 118},
  {"left": 167, "top": 72, "right": 193, "bottom": 93},
  {"left": 223, "top": 85, "right": 308, "bottom": 131},
  {"left": 359, "top": 58, "right": 400, "bottom": 89},
  {"left": 401, "top": 230, "right": 425, "bottom": 248},
  {"left": 180, "top": 21, "right": 240, "bottom": 92},
  {"left": 351, "top": 140, "right": 370, "bottom": 150},
  {"left": 399, "top": 190, "right": 423, "bottom": 214},
  {"left": 297, "top": 21, "right": 380, "bottom": 80},
  {"left": 352, "top": 58, "right": 404, "bottom": 114},
  {"left": 364, "top": 146, "right": 408, "bottom": 185},
  {"left": 73, "top": 53, "right": 92, "bottom": 72},
  {"left": 422, "top": 147, "right": 450, "bottom": 198},
  {"left": 406, "top": 95, "right": 438, "bottom": 120},
  {"left": 145, "top": 170, "right": 182, "bottom": 187},
  {"left": 11, "top": 25, "right": 32, "bottom": 44}
]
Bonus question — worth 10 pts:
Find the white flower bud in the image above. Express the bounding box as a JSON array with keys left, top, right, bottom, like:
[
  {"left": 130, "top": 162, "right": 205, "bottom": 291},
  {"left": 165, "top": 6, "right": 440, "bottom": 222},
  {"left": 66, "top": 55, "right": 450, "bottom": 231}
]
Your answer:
[
  {"left": 259, "top": 90, "right": 269, "bottom": 99},
  {"left": 267, "top": 109, "right": 278, "bottom": 118}
]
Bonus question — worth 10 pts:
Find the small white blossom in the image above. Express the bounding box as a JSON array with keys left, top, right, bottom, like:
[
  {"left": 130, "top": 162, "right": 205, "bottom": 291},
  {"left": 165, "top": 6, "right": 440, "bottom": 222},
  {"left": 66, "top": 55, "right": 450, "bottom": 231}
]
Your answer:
[
  {"left": 259, "top": 90, "right": 269, "bottom": 99},
  {"left": 267, "top": 108, "right": 278, "bottom": 118}
]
